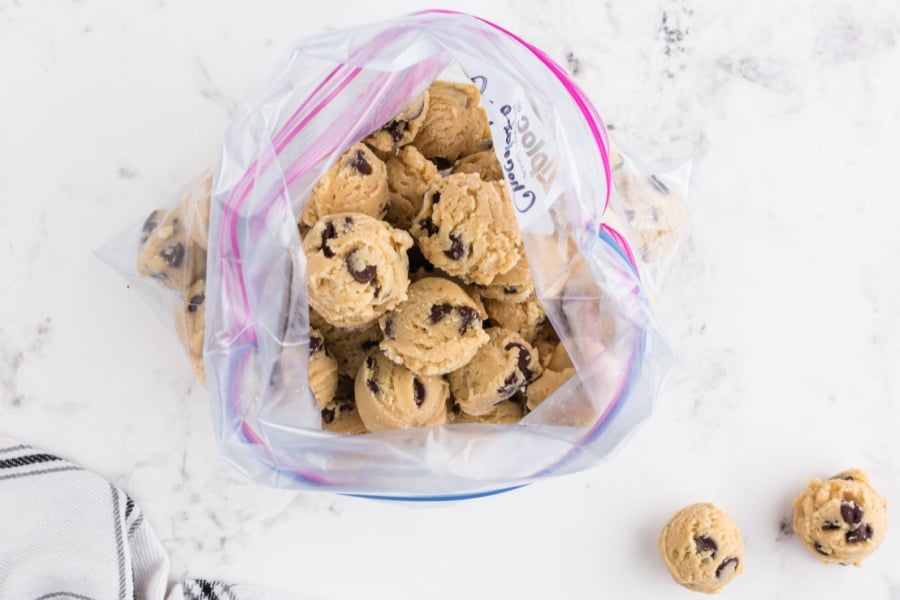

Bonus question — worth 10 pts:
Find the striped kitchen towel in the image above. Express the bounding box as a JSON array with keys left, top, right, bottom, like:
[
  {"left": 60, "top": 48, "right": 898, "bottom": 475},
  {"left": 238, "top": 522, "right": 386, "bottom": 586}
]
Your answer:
[{"left": 0, "top": 436, "right": 299, "bottom": 600}]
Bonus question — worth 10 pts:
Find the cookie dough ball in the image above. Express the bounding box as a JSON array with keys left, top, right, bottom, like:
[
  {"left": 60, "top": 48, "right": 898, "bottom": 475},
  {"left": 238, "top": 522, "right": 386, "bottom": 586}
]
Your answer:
[
  {"left": 308, "top": 328, "right": 339, "bottom": 409},
  {"left": 451, "top": 399, "right": 524, "bottom": 424},
  {"left": 378, "top": 277, "right": 488, "bottom": 376},
  {"left": 413, "top": 81, "right": 491, "bottom": 162},
  {"left": 384, "top": 145, "right": 439, "bottom": 230},
  {"left": 137, "top": 208, "right": 207, "bottom": 291},
  {"left": 658, "top": 503, "right": 745, "bottom": 594},
  {"left": 173, "top": 278, "right": 207, "bottom": 385},
  {"left": 452, "top": 150, "right": 503, "bottom": 182},
  {"left": 303, "top": 213, "right": 413, "bottom": 329},
  {"left": 321, "top": 379, "right": 368, "bottom": 435},
  {"left": 484, "top": 295, "right": 546, "bottom": 343},
  {"left": 448, "top": 328, "right": 541, "bottom": 416},
  {"left": 355, "top": 350, "right": 449, "bottom": 432},
  {"left": 410, "top": 173, "right": 523, "bottom": 285},
  {"left": 525, "top": 367, "right": 575, "bottom": 411},
  {"left": 614, "top": 172, "right": 685, "bottom": 263},
  {"left": 365, "top": 92, "right": 430, "bottom": 155},
  {"left": 323, "top": 321, "right": 383, "bottom": 379},
  {"left": 301, "top": 144, "right": 389, "bottom": 227},
  {"left": 792, "top": 469, "right": 888, "bottom": 566},
  {"left": 477, "top": 251, "right": 534, "bottom": 303}
]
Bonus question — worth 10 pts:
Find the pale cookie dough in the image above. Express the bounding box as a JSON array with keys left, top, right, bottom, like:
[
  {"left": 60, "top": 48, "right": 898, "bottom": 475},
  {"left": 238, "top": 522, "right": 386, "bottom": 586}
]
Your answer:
[
  {"left": 413, "top": 81, "right": 491, "bottom": 163},
  {"left": 525, "top": 367, "right": 575, "bottom": 411},
  {"left": 484, "top": 295, "right": 546, "bottom": 343},
  {"left": 301, "top": 144, "right": 390, "bottom": 227},
  {"left": 448, "top": 328, "right": 541, "bottom": 416},
  {"left": 355, "top": 350, "right": 449, "bottom": 432},
  {"left": 477, "top": 250, "right": 534, "bottom": 303},
  {"left": 658, "top": 503, "right": 745, "bottom": 594},
  {"left": 321, "top": 378, "right": 368, "bottom": 435},
  {"left": 320, "top": 321, "right": 383, "bottom": 379},
  {"left": 173, "top": 278, "right": 207, "bottom": 385},
  {"left": 308, "top": 328, "right": 339, "bottom": 409},
  {"left": 451, "top": 399, "right": 524, "bottom": 424},
  {"left": 410, "top": 173, "right": 523, "bottom": 285},
  {"left": 378, "top": 277, "right": 488, "bottom": 376},
  {"left": 792, "top": 469, "right": 888, "bottom": 566},
  {"left": 303, "top": 213, "right": 413, "bottom": 329},
  {"left": 452, "top": 150, "right": 503, "bottom": 182},
  {"left": 365, "top": 92, "right": 430, "bottom": 155},
  {"left": 137, "top": 207, "right": 207, "bottom": 291},
  {"left": 614, "top": 172, "right": 685, "bottom": 263},
  {"left": 384, "top": 145, "right": 439, "bottom": 230}
]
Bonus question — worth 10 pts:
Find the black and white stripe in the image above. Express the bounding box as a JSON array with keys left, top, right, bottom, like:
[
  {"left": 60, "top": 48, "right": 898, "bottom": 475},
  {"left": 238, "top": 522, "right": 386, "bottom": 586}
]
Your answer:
[
  {"left": 0, "top": 444, "right": 81, "bottom": 481},
  {"left": 182, "top": 580, "right": 238, "bottom": 600}
]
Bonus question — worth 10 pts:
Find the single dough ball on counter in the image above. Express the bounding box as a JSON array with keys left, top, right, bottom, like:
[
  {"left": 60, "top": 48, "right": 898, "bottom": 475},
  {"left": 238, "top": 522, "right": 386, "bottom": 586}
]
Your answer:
[
  {"left": 378, "top": 277, "right": 488, "bottom": 376},
  {"left": 307, "top": 328, "right": 339, "bottom": 409},
  {"left": 613, "top": 172, "right": 685, "bottom": 263},
  {"left": 301, "top": 143, "right": 390, "bottom": 227},
  {"left": 410, "top": 173, "right": 523, "bottom": 285},
  {"left": 355, "top": 350, "right": 449, "bottom": 432},
  {"left": 365, "top": 92, "right": 430, "bottom": 154},
  {"left": 452, "top": 150, "right": 503, "bottom": 182},
  {"left": 413, "top": 81, "right": 491, "bottom": 162},
  {"left": 658, "top": 503, "right": 745, "bottom": 594},
  {"left": 303, "top": 213, "right": 413, "bottom": 329},
  {"left": 384, "top": 145, "right": 439, "bottom": 230},
  {"left": 792, "top": 469, "right": 887, "bottom": 566},
  {"left": 450, "top": 399, "right": 524, "bottom": 424},
  {"left": 448, "top": 328, "right": 541, "bottom": 416}
]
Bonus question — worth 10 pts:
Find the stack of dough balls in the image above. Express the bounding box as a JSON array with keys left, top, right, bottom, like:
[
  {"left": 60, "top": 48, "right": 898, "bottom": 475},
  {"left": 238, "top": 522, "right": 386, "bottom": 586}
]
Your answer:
[{"left": 301, "top": 80, "right": 577, "bottom": 434}]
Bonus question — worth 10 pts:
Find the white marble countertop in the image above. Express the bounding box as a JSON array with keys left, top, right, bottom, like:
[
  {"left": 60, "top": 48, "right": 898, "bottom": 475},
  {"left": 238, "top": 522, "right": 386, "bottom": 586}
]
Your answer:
[{"left": 2, "top": 0, "right": 899, "bottom": 597}]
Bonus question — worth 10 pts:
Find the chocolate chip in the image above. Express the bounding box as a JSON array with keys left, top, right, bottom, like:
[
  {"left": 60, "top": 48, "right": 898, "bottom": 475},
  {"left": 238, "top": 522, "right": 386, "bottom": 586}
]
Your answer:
[
  {"left": 846, "top": 524, "right": 873, "bottom": 543},
  {"left": 430, "top": 303, "right": 452, "bottom": 324},
  {"left": 821, "top": 521, "right": 840, "bottom": 531},
  {"left": 451, "top": 402, "right": 461, "bottom": 415},
  {"left": 365, "top": 356, "right": 376, "bottom": 369},
  {"left": 187, "top": 293, "right": 205, "bottom": 313},
  {"left": 361, "top": 340, "right": 379, "bottom": 351},
  {"left": 482, "top": 318, "right": 494, "bottom": 328},
  {"left": 456, "top": 306, "right": 480, "bottom": 334},
  {"left": 344, "top": 215, "right": 354, "bottom": 228},
  {"left": 345, "top": 249, "right": 377, "bottom": 284},
  {"left": 504, "top": 342, "right": 534, "bottom": 381},
  {"left": 309, "top": 335, "right": 324, "bottom": 353},
  {"left": 841, "top": 502, "right": 863, "bottom": 525},
  {"left": 814, "top": 542, "right": 831, "bottom": 556},
  {"left": 349, "top": 150, "right": 372, "bottom": 175},
  {"left": 387, "top": 120, "right": 407, "bottom": 142},
  {"left": 161, "top": 242, "right": 185, "bottom": 268},
  {"left": 431, "top": 191, "right": 441, "bottom": 204},
  {"left": 418, "top": 217, "right": 439, "bottom": 236},
  {"left": 366, "top": 378, "right": 380, "bottom": 394},
  {"left": 321, "top": 407, "right": 335, "bottom": 424},
  {"left": 715, "top": 557, "right": 739, "bottom": 579},
  {"left": 432, "top": 157, "right": 452, "bottom": 170},
  {"left": 649, "top": 175, "right": 670, "bottom": 195},
  {"left": 413, "top": 379, "right": 426, "bottom": 407},
  {"left": 444, "top": 234, "right": 466, "bottom": 260},
  {"left": 142, "top": 211, "right": 160, "bottom": 233},
  {"left": 320, "top": 220, "right": 336, "bottom": 258},
  {"left": 383, "top": 319, "right": 395, "bottom": 340},
  {"left": 503, "top": 286, "right": 519, "bottom": 295},
  {"left": 693, "top": 536, "right": 718, "bottom": 558},
  {"left": 407, "top": 244, "right": 434, "bottom": 272},
  {"left": 497, "top": 372, "right": 520, "bottom": 397}
]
